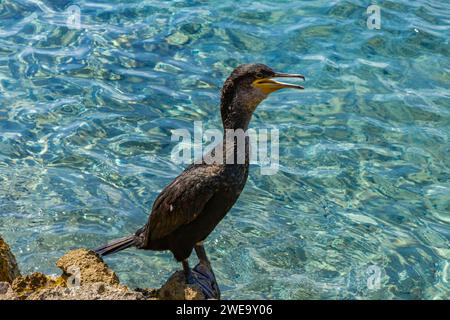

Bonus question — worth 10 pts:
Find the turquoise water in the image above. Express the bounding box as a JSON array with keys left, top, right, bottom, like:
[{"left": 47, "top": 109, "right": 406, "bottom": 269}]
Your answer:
[{"left": 0, "top": 0, "right": 449, "bottom": 299}]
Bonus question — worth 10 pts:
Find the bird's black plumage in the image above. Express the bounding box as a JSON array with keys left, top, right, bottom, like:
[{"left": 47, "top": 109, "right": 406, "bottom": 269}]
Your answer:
[{"left": 94, "top": 63, "right": 304, "bottom": 292}]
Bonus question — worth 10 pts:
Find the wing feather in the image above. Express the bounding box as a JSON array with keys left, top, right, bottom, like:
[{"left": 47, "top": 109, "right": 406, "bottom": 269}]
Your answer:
[{"left": 145, "top": 165, "right": 219, "bottom": 241}]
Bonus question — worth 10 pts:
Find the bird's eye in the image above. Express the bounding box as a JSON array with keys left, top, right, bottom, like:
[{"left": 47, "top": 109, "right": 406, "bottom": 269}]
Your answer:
[{"left": 256, "top": 73, "right": 264, "bottom": 79}]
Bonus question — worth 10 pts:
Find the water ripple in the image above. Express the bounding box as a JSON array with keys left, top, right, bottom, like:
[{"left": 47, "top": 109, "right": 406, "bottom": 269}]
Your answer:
[{"left": 0, "top": 0, "right": 449, "bottom": 299}]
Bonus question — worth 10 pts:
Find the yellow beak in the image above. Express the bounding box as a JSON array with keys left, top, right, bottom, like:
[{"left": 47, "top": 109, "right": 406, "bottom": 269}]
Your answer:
[{"left": 252, "top": 72, "right": 305, "bottom": 94}]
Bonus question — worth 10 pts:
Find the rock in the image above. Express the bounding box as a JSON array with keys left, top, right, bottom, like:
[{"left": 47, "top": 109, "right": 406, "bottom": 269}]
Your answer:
[
  {"left": 158, "top": 271, "right": 204, "bottom": 300},
  {"left": 0, "top": 282, "right": 11, "bottom": 294},
  {"left": 56, "top": 249, "right": 119, "bottom": 286},
  {"left": 11, "top": 272, "right": 65, "bottom": 300},
  {"left": 26, "top": 282, "right": 146, "bottom": 300},
  {"left": 0, "top": 282, "right": 15, "bottom": 300},
  {"left": 0, "top": 237, "right": 208, "bottom": 300},
  {"left": 166, "top": 31, "right": 190, "bottom": 46},
  {"left": 0, "top": 236, "right": 21, "bottom": 283}
]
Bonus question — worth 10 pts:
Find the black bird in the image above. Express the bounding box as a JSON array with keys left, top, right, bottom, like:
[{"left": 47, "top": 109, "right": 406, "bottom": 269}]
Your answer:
[{"left": 94, "top": 63, "right": 304, "bottom": 293}]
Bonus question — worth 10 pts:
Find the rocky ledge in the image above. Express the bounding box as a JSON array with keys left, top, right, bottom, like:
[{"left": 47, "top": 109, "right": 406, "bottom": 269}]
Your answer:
[{"left": 0, "top": 236, "right": 204, "bottom": 300}]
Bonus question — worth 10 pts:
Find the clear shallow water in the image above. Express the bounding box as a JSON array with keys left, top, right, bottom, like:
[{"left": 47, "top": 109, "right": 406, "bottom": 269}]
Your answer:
[{"left": 0, "top": 0, "right": 449, "bottom": 299}]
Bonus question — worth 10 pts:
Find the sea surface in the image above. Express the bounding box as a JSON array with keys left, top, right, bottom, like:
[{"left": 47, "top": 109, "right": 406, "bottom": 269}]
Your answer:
[{"left": 0, "top": 0, "right": 449, "bottom": 299}]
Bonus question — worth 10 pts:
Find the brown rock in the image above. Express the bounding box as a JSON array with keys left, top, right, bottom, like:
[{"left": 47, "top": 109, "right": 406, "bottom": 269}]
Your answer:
[
  {"left": 0, "top": 238, "right": 207, "bottom": 300},
  {"left": 11, "top": 272, "right": 65, "bottom": 300},
  {"left": 0, "top": 282, "right": 11, "bottom": 295},
  {"left": 27, "top": 282, "right": 146, "bottom": 300},
  {"left": 0, "top": 282, "right": 15, "bottom": 300},
  {"left": 0, "top": 236, "right": 21, "bottom": 283},
  {"left": 158, "top": 271, "right": 204, "bottom": 300},
  {"left": 56, "top": 249, "right": 119, "bottom": 286}
]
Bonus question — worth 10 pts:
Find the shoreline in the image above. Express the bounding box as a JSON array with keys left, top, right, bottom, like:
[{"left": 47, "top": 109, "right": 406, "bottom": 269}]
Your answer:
[{"left": 0, "top": 235, "right": 205, "bottom": 300}]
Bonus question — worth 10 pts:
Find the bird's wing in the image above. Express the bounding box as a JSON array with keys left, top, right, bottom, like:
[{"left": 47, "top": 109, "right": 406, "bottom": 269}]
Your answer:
[{"left": 145, "top": 165, "right": 219, "bottom": 241}]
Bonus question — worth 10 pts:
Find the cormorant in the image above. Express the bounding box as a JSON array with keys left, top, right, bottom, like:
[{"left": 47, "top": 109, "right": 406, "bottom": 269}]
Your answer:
[{"left": 94, "top": 63, "right": 304, "bottom": 295}]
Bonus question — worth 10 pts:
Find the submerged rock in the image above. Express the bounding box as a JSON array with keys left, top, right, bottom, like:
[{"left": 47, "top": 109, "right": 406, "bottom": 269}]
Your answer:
[
  {"left": 0, "top": 237, "right": 205, "bottom": 300},
  {"left": 0, "top": 236, "right": 21, "bottom": 283},
  {"left": 166, "top": 31, "right": 190, "bottom": 46}
]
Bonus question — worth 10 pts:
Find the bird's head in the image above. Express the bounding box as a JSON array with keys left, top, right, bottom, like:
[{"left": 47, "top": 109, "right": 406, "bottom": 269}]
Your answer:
[{"left": 220, "top": 63, "right": 304, "bottom": 129}]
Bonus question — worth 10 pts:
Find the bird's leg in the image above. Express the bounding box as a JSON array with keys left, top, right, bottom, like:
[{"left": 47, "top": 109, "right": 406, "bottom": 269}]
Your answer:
[
  {"left": 182, "top": 259, "right": 194, "bottom": 284},
  {"left": 194, "top": 241, "right": 211, "bottom": 267},
  {"left": 193, "top": 242, "right": 221, "bottom": 299},
  {"left": 194, "top": 242, "right": 218, "bottom": 280}
]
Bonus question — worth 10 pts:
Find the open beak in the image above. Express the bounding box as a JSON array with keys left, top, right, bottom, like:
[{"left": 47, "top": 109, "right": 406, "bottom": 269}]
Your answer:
[{"left": 252, "top": 72, "right": 305, "bottom": 94}]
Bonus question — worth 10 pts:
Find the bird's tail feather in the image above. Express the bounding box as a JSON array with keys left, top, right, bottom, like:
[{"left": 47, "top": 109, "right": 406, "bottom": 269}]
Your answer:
[{"left": 94, "top": 235, "right": 136, "bottom": 256}]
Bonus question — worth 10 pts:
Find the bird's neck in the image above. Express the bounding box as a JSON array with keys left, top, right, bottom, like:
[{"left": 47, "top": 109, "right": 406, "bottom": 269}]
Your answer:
[
  {"left": 221, "top": 100, "right": 252, "bottom": 132},
  {"left": 217, "top": 101, "right": 253, "bottom": 167}
]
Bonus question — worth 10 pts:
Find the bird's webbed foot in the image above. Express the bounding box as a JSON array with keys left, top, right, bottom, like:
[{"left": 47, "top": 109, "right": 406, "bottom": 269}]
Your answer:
[
  {"left": 181, "top": 258, "right": 220, "bottom": 299},
  {"left": 192, "top": 262, "right": 220, "bottom": 299}
]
